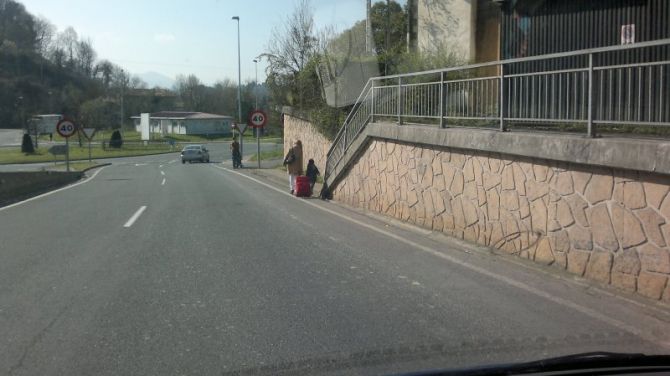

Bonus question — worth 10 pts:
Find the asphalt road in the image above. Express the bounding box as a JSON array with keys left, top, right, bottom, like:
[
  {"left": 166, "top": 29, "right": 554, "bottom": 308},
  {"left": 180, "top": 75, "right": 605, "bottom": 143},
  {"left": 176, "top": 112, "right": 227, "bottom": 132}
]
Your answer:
[
  {"left": 1, "top": 154, "right": 669, "bottom": 375},
  {"left": 0, "top": 129, "right": 22, "bottom": 147}
]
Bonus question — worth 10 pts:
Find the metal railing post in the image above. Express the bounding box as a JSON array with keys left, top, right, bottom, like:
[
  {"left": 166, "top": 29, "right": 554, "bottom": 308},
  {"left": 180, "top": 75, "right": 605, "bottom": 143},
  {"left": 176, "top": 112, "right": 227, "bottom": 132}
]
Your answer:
[
  {"left": 439, "top": 71, "right": 445, "bottom": 128},
  {"left": 587, "top": 53, "right": 595, "bottom": 137},
  {"left": 397, "top": 77, "right": 403, "bottom": 125},
  {"left": 499, "top": 63, "right": 506, "bottom": 131},
  {"left": 370, "top": 81, "right": 375, "bottom": 123}
]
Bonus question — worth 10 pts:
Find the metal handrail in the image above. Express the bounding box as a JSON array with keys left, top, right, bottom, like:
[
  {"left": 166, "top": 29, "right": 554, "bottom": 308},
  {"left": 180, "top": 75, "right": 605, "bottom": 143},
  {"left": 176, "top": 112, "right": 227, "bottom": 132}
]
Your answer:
[{"left": 324, "top": 38, "right": 670, "bottom": 186}]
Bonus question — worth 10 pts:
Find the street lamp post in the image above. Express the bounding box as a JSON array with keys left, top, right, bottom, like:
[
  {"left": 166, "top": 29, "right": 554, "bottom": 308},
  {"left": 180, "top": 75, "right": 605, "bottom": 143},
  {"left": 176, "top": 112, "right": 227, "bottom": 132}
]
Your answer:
[
  {"left": 253, "top": 58, "right": 260, "bottom": 168},
  {"left": 232, "top": 16, "right": 243, "bottom": 158}
]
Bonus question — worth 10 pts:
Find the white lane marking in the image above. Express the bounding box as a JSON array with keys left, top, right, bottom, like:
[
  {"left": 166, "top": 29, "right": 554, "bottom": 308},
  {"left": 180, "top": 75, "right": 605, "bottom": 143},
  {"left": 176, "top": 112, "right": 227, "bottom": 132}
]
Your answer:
[
  {"left": 161, "top": 178, "right": 166, "bottom": 186},
  {"left": 212, "top": 165, "right": 669, "bottom": 348},
  {"left": 168, "top": 160, "right": 177, "bottom": 164},
  {"left": 159, "top": 164, "right": 164, "bottom": 168},
  {"left": 134, "top": 163, "right": 147, "bottom": 167},
  {"left": 160, "top": 171, "right": 165, "bottom": 176},
  {"left": 123, "top": 206, "right": 147, "bottom": 228},
  {"left": 0, "top": 166, "right": 108, "bottom": 212}
]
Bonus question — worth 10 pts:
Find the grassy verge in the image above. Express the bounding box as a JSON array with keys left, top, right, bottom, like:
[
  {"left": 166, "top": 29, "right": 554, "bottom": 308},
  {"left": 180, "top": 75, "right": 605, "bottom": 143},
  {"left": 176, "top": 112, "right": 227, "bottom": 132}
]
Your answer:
[
  {"left": 248, "top": 148, "right": 284, "bottom": 161},
  {"left": 0, "top": 143, "right": 176, "bottom": 164},
  {"left": 39, "top": 130, "right": 283, "bottom": 144},
  {"left": 44, "top": 161, "right": 100, "bottom": 172}
]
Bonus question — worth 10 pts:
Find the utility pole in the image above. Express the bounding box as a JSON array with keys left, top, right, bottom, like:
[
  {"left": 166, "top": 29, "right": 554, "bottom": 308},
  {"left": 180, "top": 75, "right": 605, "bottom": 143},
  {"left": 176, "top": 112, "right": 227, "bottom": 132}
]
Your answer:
[
  {"left": 253, "top": 58, "right": 260, "bottom": 169},
  {"left": 120, "top": 69, "right": 125, "bottom": 130},
  {"left": 232, "top": 16, "right": 243, "bottom": 157}
]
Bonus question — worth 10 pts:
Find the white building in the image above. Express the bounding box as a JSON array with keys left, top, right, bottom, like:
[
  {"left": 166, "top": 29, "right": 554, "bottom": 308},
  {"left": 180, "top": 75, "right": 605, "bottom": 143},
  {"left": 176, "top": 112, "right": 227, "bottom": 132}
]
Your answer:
[{"left": 132, "top": 111, "right": 233, "bottom": 136}]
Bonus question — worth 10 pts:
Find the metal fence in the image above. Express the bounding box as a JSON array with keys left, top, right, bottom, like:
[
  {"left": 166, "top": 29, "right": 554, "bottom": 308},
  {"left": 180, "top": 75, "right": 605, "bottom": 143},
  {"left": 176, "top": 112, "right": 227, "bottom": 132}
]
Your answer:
[{"left": 324, "top": 38, "right": 670, "bottom": 183}]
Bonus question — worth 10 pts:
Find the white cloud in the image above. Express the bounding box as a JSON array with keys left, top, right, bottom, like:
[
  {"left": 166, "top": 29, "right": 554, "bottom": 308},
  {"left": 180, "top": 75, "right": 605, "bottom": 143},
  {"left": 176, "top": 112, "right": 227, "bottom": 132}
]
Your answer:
[{"left": 154, "top": 33, "right": 176, "bottom": 44}]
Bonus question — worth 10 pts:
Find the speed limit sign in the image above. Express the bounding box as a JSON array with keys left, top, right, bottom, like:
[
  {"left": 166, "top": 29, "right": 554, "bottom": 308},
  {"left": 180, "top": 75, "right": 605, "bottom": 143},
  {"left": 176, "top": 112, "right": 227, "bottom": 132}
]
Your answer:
[
  {"left": 248, "top": 110, "right": 268, "bottom": 128},
  {"left": 56, "top": 118, "right": 77, "bottom": 138}
]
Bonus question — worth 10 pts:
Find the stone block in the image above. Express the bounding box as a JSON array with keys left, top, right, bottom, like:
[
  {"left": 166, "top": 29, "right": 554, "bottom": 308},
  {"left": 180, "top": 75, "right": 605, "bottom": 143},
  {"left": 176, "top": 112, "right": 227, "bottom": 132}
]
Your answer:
[
  {"left": 662, "top": 194, "right": 670, "bottom": 221},
  {"left": 556, "top": 199, "right": 575, "bottom": 228},
  {"left": 452, "top": 197, "right": 466, "bottom": 229},
  {"left": 450, "top": 170, "right": 464, "bottom": 196},
  {"left": 407, "top": 188, "right": 419, "bottom": 207},
  {"left": 501, "top": 166, "right": 515, "bottom": 190},
  {"left": 431, "top": 153, "right": 443, "bottom": 175},
  {"left": 584, "top": 174, "right": 614, "bottom": 204},
  {"left": 443, "top": 212, "right": 455, "bottom": 230},
  {"left": 549, "top": 230, "right": 570, "bottom": 253},
  {"left": 567, "top": 250, "right": 590, "bottom": 276},
  {"left": 533, "top": 164, "right": 549, "bottom": 182},
  {"left": 553, "top": 172, "right": 575, "bottom": 196},
  {"left": 548, "top": 220, "right": 561, "bottom": 232},
  {"left": 473, "top": 158, "right": 484, "bottom": 187},
  {"left": 565, "top": 194, "right": 589, "bottom": 227},
  {"left": 432, "top": 214, "right": 444, "bottom": 231},
  {"left": 490, "top": 221, "right": 505, "bottom": 248},
  {"left": 585, "top": 251, "right": 613, "bottom": 284},
  {"left": 501, "top": 190, "right": 520, "bottom": 211},
  {"left": 664, "top": 284, "right": 670, "bottom": 303},
  {"left": 637, "top": 207, "right": 666, "bottom": 247},
  {"left": 535, "top": 237, "right": 554, "bottom": 265},
  {"left": 519, "top": 197, "right": 531, "bottom": 219},
  {"left": 513, "top": 164, "right": 527, "bottom": 195},
  {"left": 638, "top": 243, "right": 670, "bottom": 274},
  {"left": 612, "top": 248, "right": 641, "bottom": 275},
  {"left": 611, "top": 272, "right": 637, "bottom": 292},
  {"left": 487, "top": 189, "right": 500, "bottom": 221},
  {"left": 477, "top": 186, "right": 487, "bottom": 207},
  {"left": 530, "top": 199, "right": 548, "bottom": 235},
  {"left": 463, "top": 158, "right": 475, "bottom": 182},
  {"left": 451, "top": 152, "right": 466, "bottom": 168},
  {"left": 462, "top": 198, "right": 479, "bottom": 226},
  {"left": 432, "top": 189, "right": 447, "bottom": 215},
  {"left": 588, "top": 204, "right": 619, "bottom": 252},
  {"left": 637, "top": 272, "right": 668, "bottom": 299},
  {"left": 489, "top": 157, "right": 502, "bottom": 173},
  {"left": 464, "top": 225, "right": 478, "bottom": 243},
  {"left": 572, "top": 171, "right": 592, "bottom": 194},
  {"left": 464, "top": 181, "right": 478, "bottom": 200},
  {"left": 526, "top": 180, "right": 549, "bottom": 201},
  {"left": 434, "top": 170, "right": 446, "bottom": 191},
  {"left": 610, "top": 203, "right": 646, "bottom": 249},
  {"left": 483, "top": 172, "right": 502, "bottom": 191},
  {"left": 643, "top": 181, "right": 669, "bottom": 209},
  {"left": 623, "top": 182, "right": 646, "bottom": 210}
]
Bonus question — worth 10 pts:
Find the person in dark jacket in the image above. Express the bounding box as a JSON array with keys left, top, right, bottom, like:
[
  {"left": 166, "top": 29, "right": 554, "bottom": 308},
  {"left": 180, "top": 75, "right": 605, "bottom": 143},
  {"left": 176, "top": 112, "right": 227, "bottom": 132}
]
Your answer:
[
  {"left": 305, "top": 158, "right": 320, "bottom": 195},
  {"left": 230, "top": 137, "right": 242, "bottom": 168}
]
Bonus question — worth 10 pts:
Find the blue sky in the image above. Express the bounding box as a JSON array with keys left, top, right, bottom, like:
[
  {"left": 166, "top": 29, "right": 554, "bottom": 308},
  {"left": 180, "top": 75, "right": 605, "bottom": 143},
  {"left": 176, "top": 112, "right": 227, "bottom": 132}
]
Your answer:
[{"left": 20, "top": 0, "right": 374, "bottom": 86}]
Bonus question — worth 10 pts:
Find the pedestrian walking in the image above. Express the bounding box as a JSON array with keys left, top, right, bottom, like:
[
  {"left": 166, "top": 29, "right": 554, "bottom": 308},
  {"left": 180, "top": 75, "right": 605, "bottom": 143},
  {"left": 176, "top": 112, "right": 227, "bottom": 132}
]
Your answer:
[
  {"left": 231, "top": 137, "right": 242, "bottom": 168},
  {"left": 283, "top": 140, "right": 303, "bottom": 194},
  {"left": 305, "top": 158, "right": 320, "bottom": 196}
]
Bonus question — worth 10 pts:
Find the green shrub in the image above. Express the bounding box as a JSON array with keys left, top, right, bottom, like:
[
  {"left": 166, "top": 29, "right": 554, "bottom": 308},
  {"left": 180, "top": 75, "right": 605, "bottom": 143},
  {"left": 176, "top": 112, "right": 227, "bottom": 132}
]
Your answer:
[
  {"left": 109, "top": 130, "right": 123, "bottom": 148},
  {"left": 21, "top": 134, "right": 34, "bottom": 154}
]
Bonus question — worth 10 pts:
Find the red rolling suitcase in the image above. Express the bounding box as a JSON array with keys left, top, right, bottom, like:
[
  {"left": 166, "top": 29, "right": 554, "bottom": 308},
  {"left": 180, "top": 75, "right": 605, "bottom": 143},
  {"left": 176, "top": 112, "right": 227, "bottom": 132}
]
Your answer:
[{"left": 295, "top": 176, "right": 311, "bottom": 197}]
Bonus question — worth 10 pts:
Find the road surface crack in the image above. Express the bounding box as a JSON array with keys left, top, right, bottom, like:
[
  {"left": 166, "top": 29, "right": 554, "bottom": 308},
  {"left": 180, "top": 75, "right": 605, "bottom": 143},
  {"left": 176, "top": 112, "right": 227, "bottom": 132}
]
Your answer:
[{"left": 8, "top": 306, "right": 67, "bottom": 375}]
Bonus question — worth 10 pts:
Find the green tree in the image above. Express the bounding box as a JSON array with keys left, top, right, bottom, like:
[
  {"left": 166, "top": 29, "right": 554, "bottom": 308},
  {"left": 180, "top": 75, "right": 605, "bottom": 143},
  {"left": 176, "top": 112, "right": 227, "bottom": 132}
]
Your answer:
[
  {"left": 80, "top": 98, "right": 120, "bottom": 130},
  {"left": 370, "top": 0, "right": 407, "bottom": 75}
]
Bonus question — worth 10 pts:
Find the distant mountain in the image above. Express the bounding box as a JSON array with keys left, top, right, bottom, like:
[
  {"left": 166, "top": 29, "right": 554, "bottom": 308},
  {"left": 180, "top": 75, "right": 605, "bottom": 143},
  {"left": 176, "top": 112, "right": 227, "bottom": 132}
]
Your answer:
[{"left": 138, "top": 71, "right": 175, "bottom": 89}]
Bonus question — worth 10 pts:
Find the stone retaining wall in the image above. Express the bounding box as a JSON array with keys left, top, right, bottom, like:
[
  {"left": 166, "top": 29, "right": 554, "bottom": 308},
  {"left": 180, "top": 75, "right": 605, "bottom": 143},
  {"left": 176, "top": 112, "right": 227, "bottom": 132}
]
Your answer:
[{"left": 333, "top": 138, "right": 670, "bottom": 301}]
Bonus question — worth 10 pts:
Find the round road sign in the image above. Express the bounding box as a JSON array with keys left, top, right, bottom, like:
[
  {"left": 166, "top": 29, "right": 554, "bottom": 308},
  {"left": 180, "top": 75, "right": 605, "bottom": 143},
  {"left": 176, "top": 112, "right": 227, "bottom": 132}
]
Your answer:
[
  {"left": 248, "top": 110, "right": 268, "bottom": 128},
  {"left": 56, "top": 118, "right": 77, "bottom": 138}
]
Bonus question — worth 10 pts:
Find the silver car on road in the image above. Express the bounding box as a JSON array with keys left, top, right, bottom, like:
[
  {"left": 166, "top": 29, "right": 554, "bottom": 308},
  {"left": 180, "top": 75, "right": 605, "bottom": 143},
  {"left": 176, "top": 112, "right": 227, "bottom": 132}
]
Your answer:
[{"left": 181, "top": 144, "right": 210, "bottom": 163}]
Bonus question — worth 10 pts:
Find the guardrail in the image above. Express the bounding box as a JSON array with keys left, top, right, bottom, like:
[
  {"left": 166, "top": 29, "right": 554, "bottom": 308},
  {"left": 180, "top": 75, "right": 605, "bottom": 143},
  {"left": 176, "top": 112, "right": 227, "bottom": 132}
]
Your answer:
[{"left": 324, "top": 38, "right": 670, "bottom": 184}]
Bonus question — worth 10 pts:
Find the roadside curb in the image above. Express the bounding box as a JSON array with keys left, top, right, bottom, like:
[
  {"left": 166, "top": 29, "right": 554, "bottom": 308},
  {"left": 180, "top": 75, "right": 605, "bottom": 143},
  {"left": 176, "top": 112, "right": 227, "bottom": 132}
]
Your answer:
[{"left": 81, "top": 162, "right": 112, "bottom": 173}]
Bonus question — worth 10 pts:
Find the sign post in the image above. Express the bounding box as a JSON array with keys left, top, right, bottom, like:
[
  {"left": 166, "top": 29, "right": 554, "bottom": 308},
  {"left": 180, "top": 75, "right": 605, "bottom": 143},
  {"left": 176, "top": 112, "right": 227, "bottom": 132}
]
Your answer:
[
  {"left": 55, "top": 118, "right": 77, "bottom": 171},
  {"left": 248, "top": 109, "right": 268, "bottom": 169},
  {"left": 81, "top": 128, "right": 97, "bottom": 162}
]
